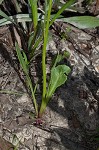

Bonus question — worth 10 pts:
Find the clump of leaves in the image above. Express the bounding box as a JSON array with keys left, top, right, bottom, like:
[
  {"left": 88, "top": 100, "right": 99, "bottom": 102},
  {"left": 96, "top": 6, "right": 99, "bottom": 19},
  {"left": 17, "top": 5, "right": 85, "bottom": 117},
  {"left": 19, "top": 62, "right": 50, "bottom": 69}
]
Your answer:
[
  {"left": 0, "top": 0, "right": 99, "bottom": 120},
  {"left": 15, "top": 0, "right": 71, "bottom": 115}
]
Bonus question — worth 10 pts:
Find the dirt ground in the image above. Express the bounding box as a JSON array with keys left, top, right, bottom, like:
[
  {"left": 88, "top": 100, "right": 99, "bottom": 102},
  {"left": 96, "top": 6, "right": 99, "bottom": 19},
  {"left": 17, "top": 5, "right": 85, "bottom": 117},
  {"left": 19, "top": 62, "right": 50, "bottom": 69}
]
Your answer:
[
  {"left": 0, "top": 23, "right": 99, "bottom": 150},
  {"left": 0, "top": 1, "right": 99, "bottom": 150}
]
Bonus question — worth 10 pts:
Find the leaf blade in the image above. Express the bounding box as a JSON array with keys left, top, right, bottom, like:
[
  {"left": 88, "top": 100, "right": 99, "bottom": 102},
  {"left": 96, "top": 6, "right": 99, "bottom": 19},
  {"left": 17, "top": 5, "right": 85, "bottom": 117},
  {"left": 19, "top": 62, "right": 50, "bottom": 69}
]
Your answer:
[
  {"left": 28, "top": 0, "right": 38, "bottom": 29},
  {"left": 57, "top": 16, "right": 99, "bottom": 29},
  {"left": 0, "top": 10, "right": 17, "bottom": 25},
  {"left": 15, "top": 42, "right": 29, "bottom": 75},
  {"left": 47, "top": 65, "right": 71, "bottom": 98}
]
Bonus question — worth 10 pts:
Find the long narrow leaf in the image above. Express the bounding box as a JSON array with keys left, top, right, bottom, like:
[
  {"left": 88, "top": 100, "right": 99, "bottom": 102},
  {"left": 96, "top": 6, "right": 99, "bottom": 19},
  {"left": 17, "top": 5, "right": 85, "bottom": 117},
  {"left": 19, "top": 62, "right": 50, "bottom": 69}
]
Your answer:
[
  {"left": 0, "top": 14, "right": 32, "bottom": 26},
  {"left": 13, "top": 0, "right": 21, "bottom": 13},
  {"left": 29, "top": 0, "right": 38, "bottom": 29},
  {"left": 15, "top": 42, "right": 38, "bottom": 116},
  {"left": 30, "top": 35, "right": 43, "bottom": 60},
  {"left": 39, "top": 0, "right": 53, "bottom": 117},
  {"left": 42, "top": 0, "right": 52, "bottom": 98},
  {"left": 1, "top": 13, "right": 99, "bottom": 29},
  {"left": 13, "top": 0, "right": 27, "bottom": 29},
  {"left": 0, "top": 10, "right": 17, "bottom": 25},
  {"left": 0, "top": 90, "right": 24, "bottom": 95},
  {"left": 15, "top": 42, "right": 29, "bottom": 75},
  {"left": 50, "top": 0, "right": 75, "bottom": 26},
  {"left": 57, "top": 16, "right": 99, "bottom": 29}
]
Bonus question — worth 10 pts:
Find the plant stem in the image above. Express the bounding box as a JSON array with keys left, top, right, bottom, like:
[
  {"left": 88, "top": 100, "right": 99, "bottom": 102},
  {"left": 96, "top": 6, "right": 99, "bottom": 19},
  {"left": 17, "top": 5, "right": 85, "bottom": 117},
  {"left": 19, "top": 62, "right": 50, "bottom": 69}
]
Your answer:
[
  {"left": 39, "top": 97, "right": 49, "bottom": 118},
  {"left": 27, "top": 76, "right": 38, "bottom": 116},
  {"left": 39, "top": 0, "right": 52, "bottom": 117},
  {"left": 42, "top": 0, "right": 52, "bottom": 99}
]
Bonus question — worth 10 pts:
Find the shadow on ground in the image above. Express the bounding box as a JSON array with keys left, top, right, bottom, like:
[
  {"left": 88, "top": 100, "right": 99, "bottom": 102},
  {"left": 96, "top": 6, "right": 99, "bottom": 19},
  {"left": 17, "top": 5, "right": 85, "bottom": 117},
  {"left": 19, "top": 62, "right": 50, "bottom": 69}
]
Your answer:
[{"left": 44, "top": 66, "right": 99, "bottom": 150}]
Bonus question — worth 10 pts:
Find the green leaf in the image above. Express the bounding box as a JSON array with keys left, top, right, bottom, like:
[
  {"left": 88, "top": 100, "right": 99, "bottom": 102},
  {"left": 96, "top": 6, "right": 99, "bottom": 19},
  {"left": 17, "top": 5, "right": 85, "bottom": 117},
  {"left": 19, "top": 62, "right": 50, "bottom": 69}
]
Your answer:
[
  {"left": 0, "top": 10, "right": 17, "bottom": 25},
  {"left": 16, "top": 42, "right": 38, "bottom": 116},
  {"left": 58, "top": 16, "right": 99, "bottom": 29},
  {"left": 0, "top": 13, "right": 43, "bottom": 26},
  {"left": 13, "top": 0, "right": 27, "bottom": 29},
  {"left": 28, "top": 32, "right": 34, "bottom": 51},
  {"left": 42, "top": 0, "right": 53, "bottom": 99},
  {"left": 15, "top": 42, "right": 29, "bottom": 75},
  {"left": 47, "top": 65, "right": 71, "bottom": 98},
  {"left": 0, "top": 90, "right": 24, "bottom": 95},
  {"left": 0, "top": 14, "right": 32, "bottom": 26},
  {"left": 52, "top": 52, "right": 70, "bottom": 68},
  {"left": 50, "top": 0, "right": 75, "bottom": 26},
  {"left": 28, "top": 21, "right": 43, "bottom": 57},
  {"left": 95, "top": 137, "right": 99, "bottom": 141},
  {"left": 29, "top": 0, "right": 38, "bottom": 29},
  {"left": 52, "top": 54, "right": 63, "bottom": 68},
  {"left": 22, "top": 50, "right": 29, "bottom": 65},
  {"left": 63, "top": 50, "right": 70, "bottom": 58},
  {"left": 97, "top": 128, "right": 99, "bottom": 132}
]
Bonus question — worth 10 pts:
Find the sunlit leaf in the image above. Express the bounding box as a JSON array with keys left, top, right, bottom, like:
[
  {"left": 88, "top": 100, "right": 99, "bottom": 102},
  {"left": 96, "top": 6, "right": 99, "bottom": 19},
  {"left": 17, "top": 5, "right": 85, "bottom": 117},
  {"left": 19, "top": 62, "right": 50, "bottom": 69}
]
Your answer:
[
  {"left": 0, "top": 10, "right": 17, "bottom": 25},
  {"left": 63, "top": 50, "right": 70, "bottom": 58},
  {"left": 58, "top": 16, "right": 99, "bottom": 29},
  {"left": 47, "top": 65, "right": 71, "bottom": 98},
  {"left": 29, "top": 0, "right": 38, "bottom": 29},
  {"left": 0, "top": 14, "right": 31, "bottom": 26}
]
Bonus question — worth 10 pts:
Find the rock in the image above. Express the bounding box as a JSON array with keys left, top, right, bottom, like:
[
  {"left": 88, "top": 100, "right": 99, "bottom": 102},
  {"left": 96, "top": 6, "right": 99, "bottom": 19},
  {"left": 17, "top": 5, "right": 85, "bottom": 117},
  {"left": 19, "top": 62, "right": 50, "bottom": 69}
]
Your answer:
[{"left": 17, "top": 94, "right": 30, "bottom": 103}]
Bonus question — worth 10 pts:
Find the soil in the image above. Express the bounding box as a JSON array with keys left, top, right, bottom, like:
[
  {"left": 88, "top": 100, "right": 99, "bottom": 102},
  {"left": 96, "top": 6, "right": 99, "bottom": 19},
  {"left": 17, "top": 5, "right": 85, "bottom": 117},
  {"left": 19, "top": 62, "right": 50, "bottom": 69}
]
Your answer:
[{"left": 0, "top": 1, "right": 99, "bottom": 150}]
